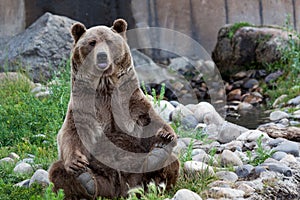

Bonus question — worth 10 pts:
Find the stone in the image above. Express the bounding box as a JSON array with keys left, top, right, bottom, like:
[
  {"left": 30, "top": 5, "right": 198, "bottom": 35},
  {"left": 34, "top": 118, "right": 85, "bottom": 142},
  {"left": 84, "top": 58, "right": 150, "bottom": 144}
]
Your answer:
[
  {"left": 184, "top": 161, "right": 215, "bottom": 176},
  {"left": 270, "top": 110, "right": 289, "bottom": 121},
  {"left": 272, "top": 94, "right": 288, "bottom": 108},
  {"left": 14, "top": 179, "right": 30, "bottom": 187},
  {"left": 0, "top": 13, "right": 77, "bottom": 82},
  {"left": 217, "top": 121, "right": 248, "bottom": 143},
  {"left": 209, "top": 187, "right": 245, "bottom": 199},
  {"left": 227, "top": 89, "right": 241, "bottom": 101},
  {"left": 13, "top": 162, "right": 33, "bottom": 174},
  {"left": 235, "top": 164, "right": 254, "bottom": 178},
  {"left": 215, "top": 171, "right": 238, "bottom": 182},
  {"left": 222, "top": 140, "right": 243, "bottom": 152},
  {"left": 220, "top": 150, "right": 243, "bottom": 167},
  {"left": 191, "top": 149, "right": 206, "bottom": 157},
  {"left": 237, "top": 129, "right": 269, "bottom": 142},
  {"left": 0, "top": 157, "right": 14, "bottom": 164},
  {"left": 173, "top": 139, "right": 187, "bottom": 156},
  {"left": 29, "top": 169, "right": 50, "bottom": 187},
  {"left": 280, "top": 154, "right": 298, "bottom": 165},
  {"left": 273, "top": 141, "right": 299, "bottom": 157},
  {"left": 243, "top": 78, "right": 259, "bottom": 89},
  {"left": 192, "top": 152, "right": 217, "bottom": 166},
  {"left": 278, "top": 118, "right": 289, "bottom": 127},
  {"left": 237, "top": 102, "right": 253, "bottom": 111},
  {"left": 261, "top": 162, "right": 292, "bottom": 176},
  {"left": 208, "top": 180, "right": 231, "bottom": 188},
  {"left": 171, "top": 104, "right": 194, "bottom": 123},
  {"left": 265, "top": 70, "right": 284, "bottom": 84},
  {"left": 8, "top": 152, "right": 20, "bottom": 160},
  {"left": 181, "top": 114, "right": 199, "bottom": 130},
  {"left": 259, "top": 125, "right": 300, "bottom": 142},
  {"left": 288, "top": 95, "right": 300, "bottom": 106},
  {"left": 152, "top": 100, "right": 175, "bottom": 122},
  {"left": 172, "top": 189, "right": 202, "bottom": 200},
  {"left": 237, "top": 183, "right": 255, "bottom": 197},
  {"left": 272, "top": 151, "right": 288, "bottom": 161},
  {"left": 0, "top": 72, "right": 35, "bottom": 88}
]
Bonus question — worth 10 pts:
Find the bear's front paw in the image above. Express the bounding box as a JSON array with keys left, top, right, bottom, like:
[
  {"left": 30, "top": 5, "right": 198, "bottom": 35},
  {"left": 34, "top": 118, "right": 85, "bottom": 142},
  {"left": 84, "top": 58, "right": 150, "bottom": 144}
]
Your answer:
[
  {"left": 65, "top": 150, "right": 89, "bottom": 175},
  {"left": 156, "top": 126, "right": 177, "bottom": 145}
]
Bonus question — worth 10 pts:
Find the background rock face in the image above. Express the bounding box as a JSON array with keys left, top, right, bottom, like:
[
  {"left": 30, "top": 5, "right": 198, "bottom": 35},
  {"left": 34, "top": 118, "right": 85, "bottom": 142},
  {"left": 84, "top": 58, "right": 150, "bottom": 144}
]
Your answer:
[
  {"left": 0, "top": 13, "right": 76, "bottom": 82},
  {"left": 212, "top": 25, "right": 292, "bottom": 78}
]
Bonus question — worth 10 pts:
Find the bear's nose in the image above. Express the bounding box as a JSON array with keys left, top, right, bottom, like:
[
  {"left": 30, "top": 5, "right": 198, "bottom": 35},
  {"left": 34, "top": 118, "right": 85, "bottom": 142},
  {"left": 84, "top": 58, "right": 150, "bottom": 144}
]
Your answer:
[{"left": 97, "top": 52, "right": 108, "bottom": 63}]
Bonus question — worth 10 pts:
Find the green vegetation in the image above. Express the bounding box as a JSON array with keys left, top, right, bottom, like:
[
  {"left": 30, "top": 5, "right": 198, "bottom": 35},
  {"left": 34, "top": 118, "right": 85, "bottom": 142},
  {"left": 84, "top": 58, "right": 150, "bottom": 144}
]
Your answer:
[
  {"left": 246, "top": 135, "right": 275, "bottom": 166},
  {"left": 228, "top": 22, "right": 253, "bottom": 39}
]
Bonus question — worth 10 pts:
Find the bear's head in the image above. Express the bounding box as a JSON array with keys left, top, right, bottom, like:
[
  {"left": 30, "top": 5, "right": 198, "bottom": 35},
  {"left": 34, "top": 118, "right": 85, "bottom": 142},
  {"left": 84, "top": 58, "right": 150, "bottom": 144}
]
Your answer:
[{"left": 70, "top": 19, "right": 132, "bottom": 90}]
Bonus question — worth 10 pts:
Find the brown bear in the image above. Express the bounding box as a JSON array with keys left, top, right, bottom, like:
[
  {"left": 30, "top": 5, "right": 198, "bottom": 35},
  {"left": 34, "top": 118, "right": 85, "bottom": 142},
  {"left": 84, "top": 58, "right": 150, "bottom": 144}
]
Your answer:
[{"left": 48, "top": 19, "right": 179, "bottom": 200}]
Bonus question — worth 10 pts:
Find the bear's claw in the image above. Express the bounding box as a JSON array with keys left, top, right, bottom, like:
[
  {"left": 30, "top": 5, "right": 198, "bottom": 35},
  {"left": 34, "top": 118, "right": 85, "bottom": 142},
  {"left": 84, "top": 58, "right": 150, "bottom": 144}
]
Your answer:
[{"left": 77, "top": 170, "right": 97, "bottom": 197}]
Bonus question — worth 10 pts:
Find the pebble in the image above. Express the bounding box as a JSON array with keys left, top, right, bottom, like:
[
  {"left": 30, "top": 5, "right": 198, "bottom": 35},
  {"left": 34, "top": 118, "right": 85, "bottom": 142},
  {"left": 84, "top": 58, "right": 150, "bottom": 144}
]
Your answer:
[
  {"left": 269, "top": 110, "right": 289, "bottom": 121},
  {"left": 0, "top": 157, "right": 14, "bottom": 164},
  {"left": 181, "top": 114, "right": 199, "bottom": 130},
  {"left": 243, "top": 78, "right": 259, "bottom": 89},
  {"left": 237, "top": 183, "right": 255, "bottom": 196},
  {"left": 272, "top": 151, "right": 287, "bottom": 161},
  {"left": 280, "top": 154, "right": 298, "bottom": 165},
  {"left": 235, "top": 164, "right": 254, "bottom": 178},
  {"left": 171, "top": 104, "right": 194, "bottom": 122},
  {"left": 8, "top": 152, "right": 20, "bottom": 160},
  {"left": 208, "top": 180, "right": 231, "bottom": 188},
  {"left": 14, "top": 179, "right": 30, "bottom": 187},
  {"left": 29, "top": 169, "right": 50, "bottom": 187},
  {"left": 209, "top": 187, "right": 245, "bottom": 199},
  {"left": 273, "top": 141, "right": 299, "bottom": 157},
  {"left": 13, "top": 162, "right": 33, "bottom": 174},
  {"left": 288, "top": 95, "right": 300, "bottom": 105},
  {"left": 238, "top": 102, "right": 253, "bottom": 111},
  {"left": 217, "top": 121, "right": 248, "bottom": 144},
  {"left": 172, "top": 189, "right": 202, "bottom": 200},
  {"left": 152, "top": 100, "right": 175, "bottom": 122},
  {"left": 220, "top": 150, "right": 243, "bottom": 167},
  {"left": 215, "top": 171, "right": 238, "bottom": 182},
  {"left": 184, "top": 161, "right": 215, "bottom": 176},
  {"left": 237, "top": 129, "right": 269, "bottom": 142},
  {"left": 261, "top": 162, "right": 292, "bottom": 176}
]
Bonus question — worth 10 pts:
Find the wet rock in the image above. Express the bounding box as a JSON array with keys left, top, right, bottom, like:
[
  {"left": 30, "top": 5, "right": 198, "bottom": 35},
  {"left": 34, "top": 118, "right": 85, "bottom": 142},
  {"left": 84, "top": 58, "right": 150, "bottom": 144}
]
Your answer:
[
  {"left": 242, "top": 93, "right": 263, "bottom": 104},
  {"left": 29, "top": 169, "right": 49, "bottom": 187},
  {"left": 237, "top": 102, "right": 253, "bottom": 111},
  {"left": 235, "top": 164, "right": 254, "bottom": 178},
  {"left": 243, "top": 78, "right": 259, "bottom": 89},
  {"left": 184, "top": 161, "right": 215, "bottom": 176},
  {"left": 172, "top": 189, "right": 202, "bottom": 200},
  {"left": 215, "top": 171, "right": 238, "bottom": 182},
  {"left": 14, "top": 179, "right": 30, "bottom": 187},
  {"left": 227, "top": 89, "right": 242, "bottom": 101},
  {"left": 272, "top": 151, "right": 288, "bottom": 161},
  {"left": 13, "top": 162, "right": 33, "bottom": 174},
  {"left": 270, "top": 110, "right": 289, "bottom": 121},
  {"left": 181, "top": 114, "right": 199, "bottom": 130},
  {"left": 209, "top": 187, "right": 245, "bottom": 199},
  {"left": 273, "top": 140, "right": 299, "bottom": 157},
  {"left": 221, "top": 150, "right": 243, "bottom": 167},
  {"left": 288, "top": 95, "right": 300, "bottom": 106}
]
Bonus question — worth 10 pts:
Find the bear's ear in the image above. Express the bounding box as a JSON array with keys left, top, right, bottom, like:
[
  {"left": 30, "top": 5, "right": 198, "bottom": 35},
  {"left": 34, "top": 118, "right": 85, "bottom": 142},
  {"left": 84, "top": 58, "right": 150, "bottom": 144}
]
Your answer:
[
  {"left": 112, "top": 19, "right": 127, "bottom": 38},
  {"left": 71, "top": 23, "right": 86, "bottom": 43}
]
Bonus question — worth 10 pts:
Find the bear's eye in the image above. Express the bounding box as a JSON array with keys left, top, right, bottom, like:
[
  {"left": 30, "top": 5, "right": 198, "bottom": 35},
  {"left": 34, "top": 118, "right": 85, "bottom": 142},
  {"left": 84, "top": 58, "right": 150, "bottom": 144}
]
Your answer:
[{"left": 89, "top": 40, "right": 96, "bottom": 47}]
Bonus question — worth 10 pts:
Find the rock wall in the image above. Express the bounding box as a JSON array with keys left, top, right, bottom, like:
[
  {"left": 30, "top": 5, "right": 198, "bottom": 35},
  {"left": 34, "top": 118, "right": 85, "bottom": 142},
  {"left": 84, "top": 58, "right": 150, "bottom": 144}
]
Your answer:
[{"left": 0, "top": 0, "right": 298, "bottom": 54}]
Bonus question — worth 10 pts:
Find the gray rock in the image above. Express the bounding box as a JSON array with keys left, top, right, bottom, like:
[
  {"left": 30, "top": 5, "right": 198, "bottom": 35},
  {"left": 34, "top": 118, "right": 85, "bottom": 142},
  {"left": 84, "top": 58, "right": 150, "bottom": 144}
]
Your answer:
[
  {"left": 215, "top": 171, "right": 238, "bottom": 182},
  {"left": 268, "top": 137, "right": 286, "bottom": 147},
  {"left": 272, "top": 94, "right": 288, "bottom": 108},
  {"left": 243, "top": 78, "right": 259, "bottom": 89},
  {"left": 265, "top": 70, "right": 284, "bottom": 84},
  {"left": 169, "top": 100, "right": 180, "bottom": 108},
  {"left": 270, "top": 110, "right": 289, "bottom": 121},
  {"left": 29, "top": 169, "right": 49, "bottom": 187},
  {"left": 14, "top": 179, "right": 30, "bottom": 187},
  {"left": 237, "top": 102, "right": 253, "bottom": 111},
  {"left": 288, "top": 95, "right": 300, "bottom": 105},
  {"left": 0, "top": 12, "right": 77, "bottom": 82},
  {"left": 191, "top": 149, "right": 206, "bottom": 157},
  {"left": 237, "top": 129, "right": 269, "bottom": 142},
  {"left": 152, "top": 100, "right": 175, "bottom": 122},
  {"left": 261, "top": 162, "right": 292, "bottom": 176},
  {"left": 8, "top": 152, "right": 20, "bottom": 160},
  {"left": 171, "top": 104, "right": 194, "bottom": 123},
  {"left": 172, "top": 189, "right": 202, "bottom": 200},
  {"left": 273, "top": 141, "right": 299, "bottom": 157},
  {"left": 254, "top": 166, "right": 267, "bottom": 175},
  {"left": 272, "top": 151, "right": 288, "bottom": 161},
  {"left": 217, "top": 121, "right": 248, "bottom": 143},
  {"left": 209, "top": 187, "right": 245, "bottom": 199},
  {"left": 280, "top": 154, "right": 298, "bottom": 165},
  {"left": 221, "top": 149, "right": 243, "bottom": 167},
  {"left": 192, "top": 151, "right": 217, "bottom": 166},
  {"left": 13, "top": 162, "right": 33, "bottom": 174},
  {"left": 236, "top": 183, "right": 255, "bottom": 196},
  {"left": 0, "top": 157, "right": 14, "bottom": 164},
  {"left": 181, "top": 114, "right": 199, "bottom": 130},
  {"left": 18, "top": 158, "right": 34, "bottom": 164},
  {"left": 235, "top": 164, "right": 254, "bottom": 178}
]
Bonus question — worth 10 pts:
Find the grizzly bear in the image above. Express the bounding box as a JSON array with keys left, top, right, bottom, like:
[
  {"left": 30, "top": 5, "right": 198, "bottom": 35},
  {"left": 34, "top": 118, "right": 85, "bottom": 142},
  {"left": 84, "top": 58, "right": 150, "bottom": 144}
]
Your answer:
[{"left": 48, "top": 19, "right": 179, "bottom": 200}]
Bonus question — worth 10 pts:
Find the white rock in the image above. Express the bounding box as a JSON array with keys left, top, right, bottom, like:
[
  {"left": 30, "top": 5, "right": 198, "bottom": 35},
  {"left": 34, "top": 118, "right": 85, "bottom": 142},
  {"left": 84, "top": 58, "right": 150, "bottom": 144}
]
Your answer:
[
  {"left": 29, "top": 169, "right": 49, "bottom": 187},
  {"left": 217, "top": 121, "right": 248, "bottom": 143},
  {"left": 237, "top": 130, "right": 269, "bottom": 142},
  {"left": 14, "top": 179, "right": 30, "bottom": 187},
  {"left": 13, "top": 162, "right": 33, "bottom": 174},
  {"left": 221, "top": 150, "right": 243, "bottom": 167},
  {"left": 237, "top": 183, "right": 255, "bottom": 196},
  {"left": 184, "top": 161, "right": 215, "bottom": 176},
  {"left": 269, "top": 110, "right": 289, "bottom": 121},
  {"left": 9, "top": 152, "right": 20, "bottom": 160},
  {"left": 238, "top": 102, "right": 253, "bottom": 111},
  {"left": 172, "top": 189, "right": 202, "bottom": 200},
  {"left": 209, "top": 187, "right": 245, "bottom": 199},
  {"left": 152, "top": 100, "right": 175, "bottom": 122},
  {"left": 172, "top": 104, "right": 194, "bottom": 122},
  {"left": 280, "top": 154, "right": 298, "bottom": 166}
]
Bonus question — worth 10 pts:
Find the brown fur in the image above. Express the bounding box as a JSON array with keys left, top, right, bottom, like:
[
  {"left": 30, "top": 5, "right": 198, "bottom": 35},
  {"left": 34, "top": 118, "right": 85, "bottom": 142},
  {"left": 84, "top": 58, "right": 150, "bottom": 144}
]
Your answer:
[{"left": 49, "top": 19, "right": 179, "bottom": 200}]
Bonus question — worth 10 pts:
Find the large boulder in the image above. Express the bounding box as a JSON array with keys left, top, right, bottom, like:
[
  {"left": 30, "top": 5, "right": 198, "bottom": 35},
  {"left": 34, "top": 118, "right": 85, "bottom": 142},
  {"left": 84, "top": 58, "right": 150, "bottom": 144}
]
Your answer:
[
  {"left": 0, "top": 12, "right": 77, "bottom": 82},
  {"left": 212, "top": 24, "right": 293, "bottom": 78}
]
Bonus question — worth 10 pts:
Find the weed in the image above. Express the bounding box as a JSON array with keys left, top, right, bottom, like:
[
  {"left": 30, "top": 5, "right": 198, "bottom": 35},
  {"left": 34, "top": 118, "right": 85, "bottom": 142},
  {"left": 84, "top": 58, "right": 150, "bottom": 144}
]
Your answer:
[{"left": 228, "top": 22, "right": 253, "bottom": 39}]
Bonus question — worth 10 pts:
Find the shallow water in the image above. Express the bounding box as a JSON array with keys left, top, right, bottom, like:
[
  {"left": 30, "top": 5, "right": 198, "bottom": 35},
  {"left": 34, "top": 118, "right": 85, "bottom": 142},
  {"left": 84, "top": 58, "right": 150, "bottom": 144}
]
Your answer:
[{"left": 226, "top": 107, "right": 270, "bottom": 129}]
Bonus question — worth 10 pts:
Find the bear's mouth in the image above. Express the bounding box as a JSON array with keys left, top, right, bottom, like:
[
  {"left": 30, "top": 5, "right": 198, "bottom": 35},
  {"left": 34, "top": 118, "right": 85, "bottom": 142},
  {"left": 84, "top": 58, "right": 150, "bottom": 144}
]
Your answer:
[{"left": 98, "top": 62, "right": 108, "bottom": 69}]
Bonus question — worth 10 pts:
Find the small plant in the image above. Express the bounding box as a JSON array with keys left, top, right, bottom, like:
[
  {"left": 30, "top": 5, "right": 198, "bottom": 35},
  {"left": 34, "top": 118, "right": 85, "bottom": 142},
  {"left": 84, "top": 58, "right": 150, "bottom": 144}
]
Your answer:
[
  {"left": 180, "top": 139, "right": 194, "bottom": 165},
  {"left": 141, "top": 82, "right": 167, "bottom": 112},
  {"left": 32, "top": 183, "right": 65, "bottom": 200},
  {"left": 228, "top": 22, "right": 253, "bottom": 39},
  {"left": 127, "top": 182, "right": 167, "bottom": 200},
  {"left": 247, "top": 134, "right": 275, "bottom": 166}
]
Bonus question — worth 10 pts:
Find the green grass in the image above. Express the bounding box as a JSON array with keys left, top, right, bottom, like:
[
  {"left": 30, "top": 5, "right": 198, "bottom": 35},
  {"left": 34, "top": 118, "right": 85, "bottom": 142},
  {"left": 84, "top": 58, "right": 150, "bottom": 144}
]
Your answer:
[{"left": 228, "top": 22, "right": 253, "bottom": 39}]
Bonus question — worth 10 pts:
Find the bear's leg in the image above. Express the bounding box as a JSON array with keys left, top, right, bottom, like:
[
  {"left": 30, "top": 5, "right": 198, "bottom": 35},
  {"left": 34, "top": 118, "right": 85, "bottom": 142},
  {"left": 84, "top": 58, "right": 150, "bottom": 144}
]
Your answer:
[{"left": 49, "top": 160, "right": 96, "bottom": 200}]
